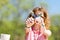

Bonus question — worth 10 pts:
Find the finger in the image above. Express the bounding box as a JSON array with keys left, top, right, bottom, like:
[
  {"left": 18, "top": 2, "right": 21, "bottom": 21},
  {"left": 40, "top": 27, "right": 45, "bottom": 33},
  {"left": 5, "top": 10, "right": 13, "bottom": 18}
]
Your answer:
[
  {"left": 26, "top": 18, "right": 34, "bottom": 24},
  {"left": 28, "top": 18, "right": 32, "bottom": 23},
  {"left": 30, "top": 17, "right": 34, "bottom": 22},
  {"left": 26, "top": 21, "right": 28, "bottom": 25},
  {"left": 26, "top": 19, "right": 30, "bottom": 24},
  {"left": 26, "top": 19, "right": 31, "bottom": 24},
  {"left": 29, "top": 18, "right": 32, "bottom": 22},
  {"left": 30, "top": 18, "right": 34, "bottom": 23},
  {"left": 26, "top": 20, "right": 29, "bottom": 24}
]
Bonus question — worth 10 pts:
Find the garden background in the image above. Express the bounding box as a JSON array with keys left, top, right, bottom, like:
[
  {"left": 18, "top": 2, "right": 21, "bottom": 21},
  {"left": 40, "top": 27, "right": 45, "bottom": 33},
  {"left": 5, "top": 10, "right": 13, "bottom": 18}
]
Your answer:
[{"left": 0, "top": 0, "right": 60, "bottom": 40}]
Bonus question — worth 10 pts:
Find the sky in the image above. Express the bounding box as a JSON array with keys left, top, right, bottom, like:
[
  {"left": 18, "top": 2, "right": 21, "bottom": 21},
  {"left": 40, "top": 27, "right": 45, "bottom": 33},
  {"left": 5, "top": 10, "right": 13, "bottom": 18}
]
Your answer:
[
  {"left": 9, "top": 0, "right": 60, "bottom": 20},
  {"left": 42, "top": 0, "right": 60, "bottom": 15},
  {"left": 23, "top": 0, "right": 60, "bottom": 20},
  {"left": 11, "top": 0, "right": 60, "bottom": 16}
]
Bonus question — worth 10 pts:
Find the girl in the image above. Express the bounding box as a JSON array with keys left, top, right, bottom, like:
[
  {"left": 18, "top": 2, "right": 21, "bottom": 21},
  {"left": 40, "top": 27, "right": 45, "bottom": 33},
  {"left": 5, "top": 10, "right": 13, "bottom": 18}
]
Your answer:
[{"left": 25, "top": 7, "right": 51, "bottom": 40}]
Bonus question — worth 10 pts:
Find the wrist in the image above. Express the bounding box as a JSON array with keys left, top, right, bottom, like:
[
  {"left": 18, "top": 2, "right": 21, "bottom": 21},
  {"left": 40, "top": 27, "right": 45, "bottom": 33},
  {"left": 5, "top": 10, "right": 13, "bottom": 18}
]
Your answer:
[
  {"left": 26, "top": 27, "right": 30, "bottom": 28},
  {"left": 25, "top": 26, "right": 30, "bottom": 28},
  {"left": 25, "top": 27, "right": 30, "bottom": 30},
  {"left": 26, "top": 25, "right": 31, "bottom": 27}
]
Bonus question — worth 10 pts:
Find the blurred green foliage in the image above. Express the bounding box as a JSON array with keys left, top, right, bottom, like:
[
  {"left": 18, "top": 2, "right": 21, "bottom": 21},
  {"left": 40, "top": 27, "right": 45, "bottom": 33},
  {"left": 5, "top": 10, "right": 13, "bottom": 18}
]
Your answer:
[
  {"left": 0, "top": 0, "right": 60, "bottom": 40},
  {"left": 49, "top": 15, "right": 60, "bottom": 40}
]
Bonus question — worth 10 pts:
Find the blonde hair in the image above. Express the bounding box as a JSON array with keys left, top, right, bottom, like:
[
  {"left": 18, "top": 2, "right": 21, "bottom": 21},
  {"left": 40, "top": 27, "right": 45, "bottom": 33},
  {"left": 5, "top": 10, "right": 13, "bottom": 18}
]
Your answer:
[{"left": 28, "top": 7, "right": 50, "bottom": 29}]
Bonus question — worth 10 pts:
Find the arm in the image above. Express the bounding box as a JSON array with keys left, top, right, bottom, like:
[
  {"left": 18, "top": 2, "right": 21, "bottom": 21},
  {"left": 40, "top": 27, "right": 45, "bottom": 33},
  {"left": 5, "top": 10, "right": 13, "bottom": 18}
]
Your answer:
[
  {"left": 25, "top": 27, "right": 30, "bottom": 35},
  {"left": 25, "top": 17, "right": 34, "bottom": 36}
]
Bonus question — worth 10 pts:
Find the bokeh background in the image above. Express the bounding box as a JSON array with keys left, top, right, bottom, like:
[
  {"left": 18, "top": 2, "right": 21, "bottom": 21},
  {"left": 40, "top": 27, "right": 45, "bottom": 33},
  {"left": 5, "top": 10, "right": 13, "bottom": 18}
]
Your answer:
[{"left": 0, "top": 0, "right": 60, "bottom": 40}]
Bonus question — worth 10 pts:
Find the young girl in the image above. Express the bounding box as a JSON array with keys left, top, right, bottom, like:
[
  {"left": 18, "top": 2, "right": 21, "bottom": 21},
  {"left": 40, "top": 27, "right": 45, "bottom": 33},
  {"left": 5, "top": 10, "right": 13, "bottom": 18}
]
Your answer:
[{"left": 25, "top": 7, "right": 51, "bottom": 40}]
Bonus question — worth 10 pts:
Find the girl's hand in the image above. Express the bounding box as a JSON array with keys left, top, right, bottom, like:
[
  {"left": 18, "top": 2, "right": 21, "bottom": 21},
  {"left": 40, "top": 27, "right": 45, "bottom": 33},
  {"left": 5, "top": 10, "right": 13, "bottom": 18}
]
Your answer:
[{"left": 25, "top": 17, "right": 34, "bottom": 27}]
